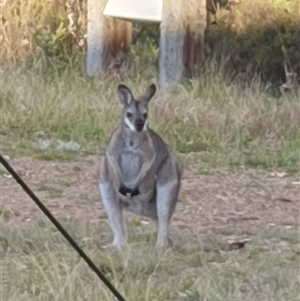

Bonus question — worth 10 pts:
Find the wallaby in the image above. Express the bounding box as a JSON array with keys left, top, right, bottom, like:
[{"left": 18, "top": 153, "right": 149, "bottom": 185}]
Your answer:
[
  {"left": 99, "top": 83, "right": 183, "bottom": 250},
  {"left": 98, "top": 84, "right": 247, "bottom": 253}
]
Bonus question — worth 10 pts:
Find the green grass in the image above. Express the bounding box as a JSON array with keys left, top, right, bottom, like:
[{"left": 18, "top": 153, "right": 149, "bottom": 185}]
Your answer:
[
  {"left": 1, "top": 219, "right": 299, "bottom": 301},
  {"left": 1, "top": 61, "right": 299, "bottom": 173},
  {"left": 36, "top": 185, "right": 64, "bottom": 199},
  {"left": 0, "top": 206, "right": 13, "bottom": 221}
]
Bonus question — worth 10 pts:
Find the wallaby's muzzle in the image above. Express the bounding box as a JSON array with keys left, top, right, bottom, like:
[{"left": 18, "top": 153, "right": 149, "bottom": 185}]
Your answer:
[{"left": 135, "top": 119, "right": 144, "bottom": 132}]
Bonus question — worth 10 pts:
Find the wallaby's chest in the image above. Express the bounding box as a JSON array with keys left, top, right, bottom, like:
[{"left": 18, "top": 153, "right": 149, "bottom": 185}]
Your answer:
[{"left": 118, "top": 145, "right": 143, "bottom": 180}]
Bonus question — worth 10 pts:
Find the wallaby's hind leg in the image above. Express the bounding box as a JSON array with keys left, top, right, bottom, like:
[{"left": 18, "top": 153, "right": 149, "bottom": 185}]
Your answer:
[
  {"left": 155, "top": 155, "right": 182, "bottom": 250},
  {"left": 99, "top": 158, "right": 127, "bottom": 249}
]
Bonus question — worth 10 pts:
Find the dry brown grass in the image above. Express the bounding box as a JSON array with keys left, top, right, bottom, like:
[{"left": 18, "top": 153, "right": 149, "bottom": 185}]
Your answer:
[
  {"left": 1, "top": 60, "right": 299, "bottom": 172},
  {"left": 1, "top": 1, "right": 300, "bottom": 300},
  {"left": 1, "top": 0, "right": 87, "bottom": 60}
]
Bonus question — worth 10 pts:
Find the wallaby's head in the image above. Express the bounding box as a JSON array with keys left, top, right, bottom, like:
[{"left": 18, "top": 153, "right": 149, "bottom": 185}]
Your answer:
[{"left": 117, "top": 84, "right": 156, "bottom": 133}]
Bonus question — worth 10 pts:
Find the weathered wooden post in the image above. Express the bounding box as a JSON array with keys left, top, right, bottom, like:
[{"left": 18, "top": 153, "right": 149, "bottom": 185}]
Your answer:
[
  {"left": 86, "top": 0, "right": 132, "bottom": 76},
  {"left": 183, "top": 0, "right": 207, "bottom": 78},
  {"left": 159, "top": 0, "right": 207, "bottom": 86},
  {"left": 159, "top": 0, "right": 184, "bottom": 87}
]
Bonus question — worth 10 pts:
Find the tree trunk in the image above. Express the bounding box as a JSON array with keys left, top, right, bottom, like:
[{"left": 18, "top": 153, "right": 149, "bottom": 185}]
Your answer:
[{"left": 86, "top": 0, "right": 132, "bottom": 77}]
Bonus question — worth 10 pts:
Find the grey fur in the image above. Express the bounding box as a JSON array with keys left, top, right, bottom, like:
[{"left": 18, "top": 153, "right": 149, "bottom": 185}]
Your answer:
[{"left": 99, "top": 84, "right": 182, "bottom": 250}]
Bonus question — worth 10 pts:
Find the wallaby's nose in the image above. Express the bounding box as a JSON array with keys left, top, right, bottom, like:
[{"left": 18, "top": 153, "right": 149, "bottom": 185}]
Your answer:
[{"left": 135, "top": 119, "right": 144, "bottom": 132}]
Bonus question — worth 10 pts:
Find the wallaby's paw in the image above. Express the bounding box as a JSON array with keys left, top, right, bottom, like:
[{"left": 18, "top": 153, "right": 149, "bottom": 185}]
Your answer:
[
  {"left": 112, "top": 240, "right": 128, "bottom": 251},
  {"left": 100, "top": 239, "right": 128, "bottom": 251},
  {"left": 155, "top": 240, "right": 172, "bottom": 258}
]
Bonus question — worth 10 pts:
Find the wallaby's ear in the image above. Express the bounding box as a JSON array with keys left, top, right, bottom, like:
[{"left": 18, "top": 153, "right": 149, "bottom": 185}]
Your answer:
[
  {"left": 144, "top": 84, "right": 157, "bottom": 102},
  {"left": 117, "top": 84, "right": 133, "bottom": 106}
]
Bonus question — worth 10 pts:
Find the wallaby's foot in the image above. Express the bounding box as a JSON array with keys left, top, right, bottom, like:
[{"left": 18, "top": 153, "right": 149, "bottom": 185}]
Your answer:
[
  {"left": 112, "top": 238, "right": 128, "bottom": 250},
  {"left": 155, "top": 243, "right": 171, "bottom": 258},
  {"left": 155, "top": 235, "right": 174, "bottom": 257},
  {"left": 102, "top": 240, "right": 129, "bottom": 258}
]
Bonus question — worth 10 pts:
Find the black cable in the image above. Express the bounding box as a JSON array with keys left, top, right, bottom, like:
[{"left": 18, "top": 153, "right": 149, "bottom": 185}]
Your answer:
[{"left": 0, "top": 153, "right": 127, "bottom": 301}]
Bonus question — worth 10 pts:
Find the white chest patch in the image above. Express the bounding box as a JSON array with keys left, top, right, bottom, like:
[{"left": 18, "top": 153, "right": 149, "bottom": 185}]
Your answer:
[{"left": 118, "top": 146, "right": 143, "bottom": 183}]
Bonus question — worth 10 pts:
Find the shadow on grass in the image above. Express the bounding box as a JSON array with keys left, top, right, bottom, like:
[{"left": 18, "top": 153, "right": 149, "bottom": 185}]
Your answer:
[{"left": 206, "top": 22, "right": 300, "bottom": 87}]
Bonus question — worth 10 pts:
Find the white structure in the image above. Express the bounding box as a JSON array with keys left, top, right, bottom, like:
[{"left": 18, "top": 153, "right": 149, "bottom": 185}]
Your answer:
[
  {"left": 86, "top": 0, "right": 207, "bottom": 87},
  {"left": 103, "top": 0, "right": 162, "bottom": 23}
]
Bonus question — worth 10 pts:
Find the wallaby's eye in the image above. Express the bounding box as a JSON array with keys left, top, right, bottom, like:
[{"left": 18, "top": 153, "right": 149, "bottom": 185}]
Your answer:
[
  {"left": 126, "top": 112, "right": 133, "bottom": 118},
  {"left": 143, "top": 113, "right": 148, "bottom": 119}
]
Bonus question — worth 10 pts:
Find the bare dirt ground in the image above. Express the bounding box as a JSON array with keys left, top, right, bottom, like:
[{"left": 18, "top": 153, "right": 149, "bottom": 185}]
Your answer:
[
  {"left": 2, "top": 155, "right": 300, "bottom": 301},
  {"left": 1, "top": 156, "right": 300, "bottom": 241},
  {"left": 1, "top": 155, "right": 299, "bottom": 244}
]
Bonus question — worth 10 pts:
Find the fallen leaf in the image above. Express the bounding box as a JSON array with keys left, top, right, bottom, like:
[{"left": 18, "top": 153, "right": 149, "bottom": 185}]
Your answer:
[
  {"left": 178, "top": 292, "right": 188, "bottom": 298},
  {"left": 291, "top": 180, "right": 300, "bottom": 185},
  {"left": 227, "top": 237, "right": 252, "bottom": 245},
  {"left": 227, "top": 216, "right": 259, "bottom": 222},
  {"left": 270, "top": 171, "right": 288, "bottom": 178},
  {"left": 226, "top": 236, "right": 252, "bottom": 250},
  {"left": 229, "top": 241, "right": 246, "bottom": 249},
  {"left": 277, "top": 197, "right": 292, "bottom": 203}
]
